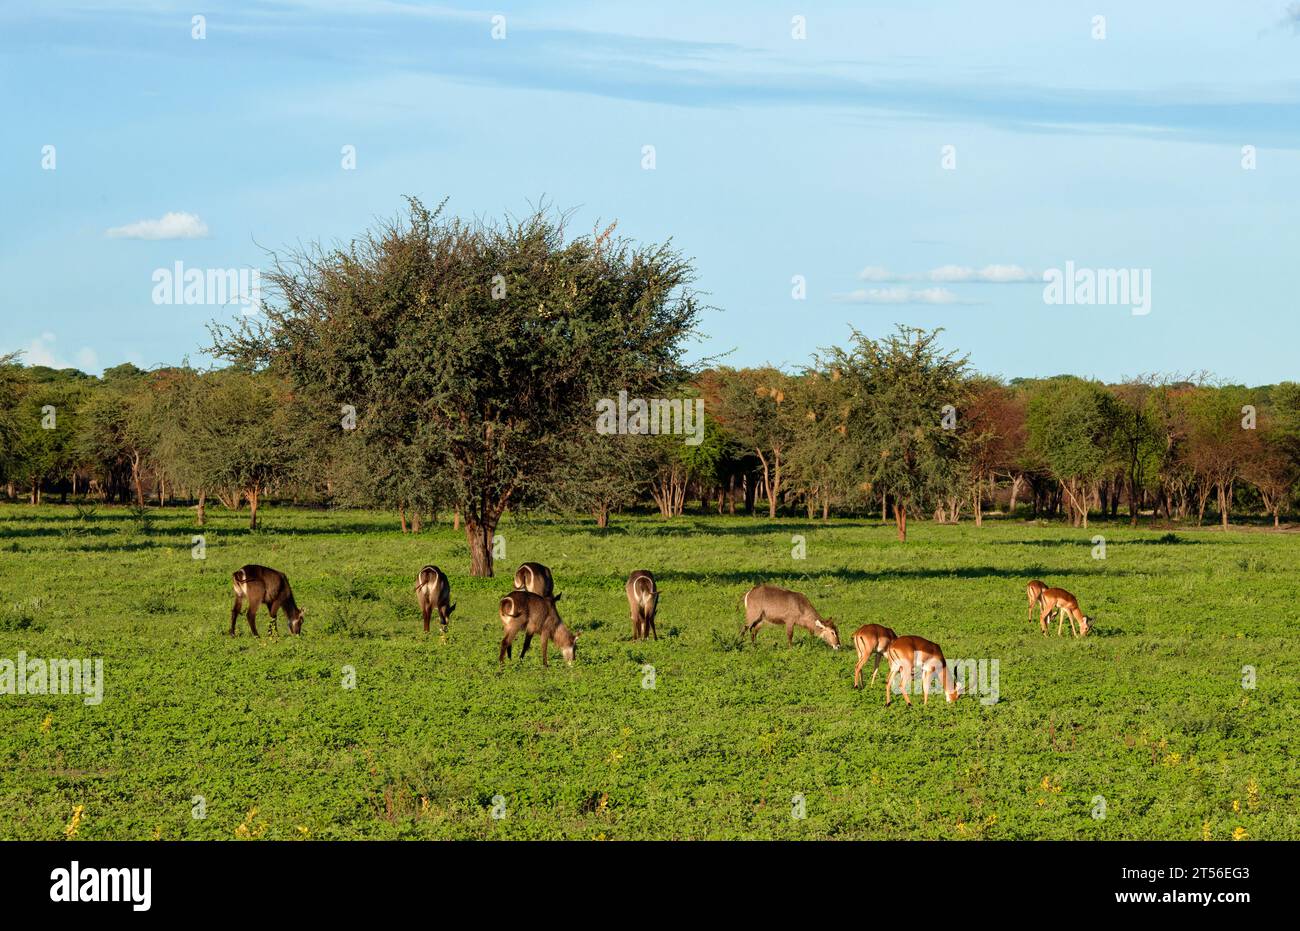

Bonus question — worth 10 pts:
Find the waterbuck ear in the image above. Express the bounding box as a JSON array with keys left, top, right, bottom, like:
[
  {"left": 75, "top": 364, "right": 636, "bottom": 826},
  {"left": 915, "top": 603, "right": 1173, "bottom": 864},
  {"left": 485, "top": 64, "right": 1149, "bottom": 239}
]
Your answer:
[
  {"left": 814, "top": 619, "right": 825, "bottom": 629},
  {"left": 552, "top": 593, "right": 562, "bottom": 603}
]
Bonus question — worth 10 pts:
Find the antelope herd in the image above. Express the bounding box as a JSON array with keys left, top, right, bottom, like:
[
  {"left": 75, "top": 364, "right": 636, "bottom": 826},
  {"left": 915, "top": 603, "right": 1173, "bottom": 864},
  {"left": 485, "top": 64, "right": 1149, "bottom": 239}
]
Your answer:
[{"left": 226, "top": 563, "right": 1095, "bottom": 700}]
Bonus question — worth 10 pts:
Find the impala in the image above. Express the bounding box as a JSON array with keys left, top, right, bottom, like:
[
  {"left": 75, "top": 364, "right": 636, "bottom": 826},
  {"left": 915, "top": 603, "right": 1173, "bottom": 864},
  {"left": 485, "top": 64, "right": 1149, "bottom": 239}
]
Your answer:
[
  {"left": 1026, "top": 580, "right": 1047, "bottom": 623},
  {"left": 884, "top": 635, "right": 960, "bottom": 705},
  {"left": 229, "top": 565, "right": 305, "bottom": 636},
  {"left": 852, "top": 623, "right": 897, "bottom": 689},
  {"left": 1038, "top": 588, "right": 1092, "bottom": 637}
]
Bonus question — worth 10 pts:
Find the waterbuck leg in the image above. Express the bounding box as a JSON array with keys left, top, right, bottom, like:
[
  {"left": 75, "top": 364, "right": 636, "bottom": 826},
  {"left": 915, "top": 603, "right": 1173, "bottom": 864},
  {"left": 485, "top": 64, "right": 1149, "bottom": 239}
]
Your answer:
[
  {"left": 540, "top": 631, "right": 550, "bottom": 668},
  {"left": 229, "top": 597, "right": 242, "bottom": 636},
  {"left": 519, "top": 632, "right": 534, "bottom": 660},
  {"left": 246, "top": 599, "right": 261, "bottom": 637}
]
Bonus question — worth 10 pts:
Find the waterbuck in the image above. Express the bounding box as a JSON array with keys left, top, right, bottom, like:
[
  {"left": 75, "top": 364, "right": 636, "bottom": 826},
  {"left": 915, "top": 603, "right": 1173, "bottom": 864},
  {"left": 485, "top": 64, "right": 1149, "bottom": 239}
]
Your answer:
[
  {"left": 414, "top": 565, "right": 455, "bottom": 633},
  {"left": 625, "top": 570, "right": 659, "bottom": 641},
  {"left": 741, "top": 584, "right": 840, "bottom": 650},
  {"left": 498, "top": 590, "right": 579, "bottom": 666},
  {"left": 230, "top": 565, "right": 305, "bottom": 636},
  {"left": 513, "top": 562, "right": 557, "bottom": 599}
]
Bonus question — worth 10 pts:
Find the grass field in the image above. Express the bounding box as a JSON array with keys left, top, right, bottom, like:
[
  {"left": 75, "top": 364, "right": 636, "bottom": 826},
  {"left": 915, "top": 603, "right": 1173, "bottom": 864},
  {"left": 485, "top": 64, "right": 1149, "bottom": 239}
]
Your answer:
[{"left": 0, "top": 504, "right": 1296, "bottom": 840}]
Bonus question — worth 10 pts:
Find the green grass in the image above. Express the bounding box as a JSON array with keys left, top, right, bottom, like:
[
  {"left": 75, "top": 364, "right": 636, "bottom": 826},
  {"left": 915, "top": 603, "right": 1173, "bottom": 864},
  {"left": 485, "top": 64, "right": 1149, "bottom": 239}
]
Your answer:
[{"left": 0, "top": 503, "right": 1295, "bottom": 840}]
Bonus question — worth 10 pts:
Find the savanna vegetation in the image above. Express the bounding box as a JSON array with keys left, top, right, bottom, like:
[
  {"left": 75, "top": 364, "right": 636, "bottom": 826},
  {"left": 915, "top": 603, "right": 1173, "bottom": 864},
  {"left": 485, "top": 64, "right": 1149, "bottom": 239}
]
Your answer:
[{"left": 1, "top": 199, "right": 1297, "bottom": 839}]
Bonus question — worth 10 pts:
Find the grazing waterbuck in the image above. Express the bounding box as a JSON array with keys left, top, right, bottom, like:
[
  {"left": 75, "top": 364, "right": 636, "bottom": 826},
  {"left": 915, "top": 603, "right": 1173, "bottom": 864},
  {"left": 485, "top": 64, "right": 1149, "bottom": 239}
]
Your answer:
[
  {"left": 626, "top": 570, "right": 659, "bottom": 641},
  {"left": 414, "top": 565, "right": 455, "bottom": 633},
  {"left": 498, "top": 590, "right": 579, "bottom": 666},
  {"left": 229, "top": 565, "right": 305, "bottom": 636},
  {"left": 513, "top": 562, "right": 557, "bottom": 600},
  {"left": 741, "top": 584, "right": 840, "bottom": 649}
]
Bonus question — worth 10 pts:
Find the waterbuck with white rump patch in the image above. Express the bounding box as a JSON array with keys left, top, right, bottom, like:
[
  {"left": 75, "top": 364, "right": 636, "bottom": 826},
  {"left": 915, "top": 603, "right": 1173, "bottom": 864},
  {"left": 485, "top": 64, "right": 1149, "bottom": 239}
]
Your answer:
[
  {"left": 414, "top": 565, "right": 455, "bottom": 633},
  {"left": 513, "top": 562, "right": 557, "bottom": 599},
  {"left": 229, "top": 565, "right": 305, "bottom": 636},
  {"left": 498, "top": 590, "right": 579, "bottom": 666},
  {"left": 626, "top": 570, "right": 659, "bottom": 641},
  {"left": 741, "top": 584, "right": 840, "bottom": 650}
]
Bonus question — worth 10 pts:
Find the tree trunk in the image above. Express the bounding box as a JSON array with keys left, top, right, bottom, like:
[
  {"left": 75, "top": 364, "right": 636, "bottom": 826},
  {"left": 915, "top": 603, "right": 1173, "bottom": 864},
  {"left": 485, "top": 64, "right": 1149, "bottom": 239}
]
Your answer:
[
  {"left": 594, "top": 505, "right": 609, "bottom": 529},
  {"left": 728, "top": 474, "right": 736, "bottom": 515},
  {"left": 412, "top": 508, "right": 421, "bottom": 533},
  {"left": 399, "top": 504, "right": 407, "bottom": 533},
  {"left": 466, "top": 518, "right": 496, "bottom": 577},
  {"left": 248, "top": 485, "right": 260, "bottom": 530},
  {"left": 196, "top": 490, "right": 206, "bottom": 526},
  {"left": 453, "top": 511, "right": 461, "bottom": 532},
  {"left": 895, "top": 502, "right": 907, "bottom": 542}
]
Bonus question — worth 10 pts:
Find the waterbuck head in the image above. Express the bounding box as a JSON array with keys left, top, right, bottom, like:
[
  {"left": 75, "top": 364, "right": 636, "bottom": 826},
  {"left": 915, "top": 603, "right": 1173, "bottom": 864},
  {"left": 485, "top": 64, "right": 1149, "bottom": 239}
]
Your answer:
[
  {"left": 814, "top": 617, "right": 840, "bottom": 650},
  {"left": 559, "top": 628, "right": 580, "bottom": 665},
  {"left": 288, "top": 607, "right": 306, "bottom": 635}
]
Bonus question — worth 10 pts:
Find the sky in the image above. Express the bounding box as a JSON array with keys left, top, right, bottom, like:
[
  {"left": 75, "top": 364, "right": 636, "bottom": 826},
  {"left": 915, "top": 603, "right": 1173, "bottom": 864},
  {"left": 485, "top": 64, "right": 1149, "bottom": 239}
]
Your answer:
[{"left": 3, "top": 0, "right": 1299, "bottom": 384}]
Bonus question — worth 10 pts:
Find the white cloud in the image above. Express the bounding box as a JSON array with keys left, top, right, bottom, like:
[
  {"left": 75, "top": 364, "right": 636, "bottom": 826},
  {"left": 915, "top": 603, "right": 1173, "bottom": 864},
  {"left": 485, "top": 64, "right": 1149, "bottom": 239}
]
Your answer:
[
  {"left": 834, "top": 286, "right": 971, "bottom": 305},
  {"left": 926, "top": 264, "right": 1037, "bottom": 283},
  {"left": 106, "top": 211, "right": 209, "bottom": 240},
  {"left": 12, "top": 333, "right": 100, "bottom": 373},
  {"left": 857, "top": 263, "right": 1037, "bottom": 284}
]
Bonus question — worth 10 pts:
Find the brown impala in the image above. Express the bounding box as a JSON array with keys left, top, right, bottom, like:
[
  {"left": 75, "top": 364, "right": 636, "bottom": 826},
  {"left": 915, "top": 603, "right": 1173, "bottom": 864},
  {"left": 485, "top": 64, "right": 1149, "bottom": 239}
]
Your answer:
[
  {"left": 498, "top": 590, "right": 579, "bottom": 666},
  {"left": 884, "top": 635, "right": 960, "bottom": 706},
  {"left": 741, "top": 584, "right": 840, "bottom": 650},
  {"left": 1038, "top": 587, "right": 1092, "bottom": 637},
  {"left": 852, "top": 623, "right": 897, "bottom": 689},
  {"left": 414, "top": 565, "right": 455, "bottom": 633},
  {"left": 1026, "top": 580, "right": 1048, "bottom": 623},
  {"left": 625, "top": 570, "right": 659, "bottom": 641},
  {"left": 229, "top": 565, "right": 305, "bottom": 636}
]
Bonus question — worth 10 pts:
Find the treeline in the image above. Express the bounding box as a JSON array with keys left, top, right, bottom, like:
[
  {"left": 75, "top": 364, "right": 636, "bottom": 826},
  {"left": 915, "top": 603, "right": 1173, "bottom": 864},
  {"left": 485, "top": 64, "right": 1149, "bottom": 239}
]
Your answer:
[
  {"left": 3, "top": 339, "right": 1296, "bottom": 536},
  {"left": 3, "top": 199, "right": 1298, "bottom": 576}
]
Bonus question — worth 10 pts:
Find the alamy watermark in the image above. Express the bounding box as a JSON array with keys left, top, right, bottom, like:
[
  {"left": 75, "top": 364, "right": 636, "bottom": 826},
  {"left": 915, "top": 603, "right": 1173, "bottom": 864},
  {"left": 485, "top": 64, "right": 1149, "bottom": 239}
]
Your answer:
[
  {"left": 596, "top": 390, "right": 705, "bottom": 445},
  {"left": 0, "top": 652, "right": 103, "bottom": 705},
  {"left": 891, "top": 657, "right": 1000, "bottom": 705},
  {"left": 1043, "top": 261, "right": 1150, "bottom": 316},
  {"left": 152, "top": 262, "right": 262, "bottom": 315}
]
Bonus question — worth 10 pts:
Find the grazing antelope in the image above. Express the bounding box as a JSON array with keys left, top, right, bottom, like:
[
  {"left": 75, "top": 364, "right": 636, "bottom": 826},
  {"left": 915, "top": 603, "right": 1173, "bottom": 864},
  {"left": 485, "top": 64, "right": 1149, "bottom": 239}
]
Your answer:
[
  {"left": 1026, "top": 580, "right": 1047, "bottom": 623},
  {"left": 1038, "top": 587, "right": 1092, "bottom": 637},
  {"left": 852, "top": 623, "right": 897, "bottom": 689},
  {"left": 498, "top": 590, "right": 579, "bottom": 667},
  {"left": 513, "top": 562, "right": 557, "bottom": 600},
  {"left": 884, "top": 635, "right": 960, "bottom": 706},
  {"left": 625, "top": 570, "right": 659, "bottom": 641},
  {"left": 229, "top": 565, "right": 305, "bottom": 637},
  {"left": 741, "top": 584, "right": 841, "bottom": 650},
  {"left": 414, "top": 565, "right": 455, "bottom": 633}
]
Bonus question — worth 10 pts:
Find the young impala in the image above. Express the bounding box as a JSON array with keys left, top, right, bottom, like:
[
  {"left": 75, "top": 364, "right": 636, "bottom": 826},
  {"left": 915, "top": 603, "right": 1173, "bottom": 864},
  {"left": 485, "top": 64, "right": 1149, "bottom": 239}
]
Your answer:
[
  {"left": 1038, "top": 588, "right": 1092, "bottom": 637},
  {"left": 884, "top": 635, "right": 960, "bottom": 706},
  {"left": 852, "top": 623, "right": 897, "bottom": 689}
]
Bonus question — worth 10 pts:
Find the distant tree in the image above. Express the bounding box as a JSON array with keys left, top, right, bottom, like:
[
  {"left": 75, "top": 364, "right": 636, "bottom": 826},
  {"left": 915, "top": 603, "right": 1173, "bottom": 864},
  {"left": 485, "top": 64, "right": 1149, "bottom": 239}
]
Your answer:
[
  {"left": 1185, "top": 385, "right": 1257, "bottom": 529},
  {"left": 1109, "top": 379, "right": 1162, "bottom": 526},
  {"left": 959, "top": 378, "right": 1024, "bottom": 526},
  {"left": 785, "top": 364, "right": 860, "bottom": 520},
  {"left": 717, "top": 367, "right": 796, "bottom": 518},
  {"left": 1026, "top": 377, "right": 1120, "bottom": 528},
  {"left": 829, "top": 326, "right": 969, "bottom": 541},
  {"left": 211, "top": 198, "right": 701, "bottom": 574}
]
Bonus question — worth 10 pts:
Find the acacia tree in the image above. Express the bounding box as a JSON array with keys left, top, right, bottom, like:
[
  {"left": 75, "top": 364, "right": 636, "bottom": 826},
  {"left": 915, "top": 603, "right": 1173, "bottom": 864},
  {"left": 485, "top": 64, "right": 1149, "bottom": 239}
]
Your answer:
[
  {"left": 1185, "top": 385, "right": 1256, "bottom": 529},
  {"left": 830, "top": 326, "right": 968, "bottom": 541},
  {"left": 212, "top": 198, "right": 700, "bottom": 574}
]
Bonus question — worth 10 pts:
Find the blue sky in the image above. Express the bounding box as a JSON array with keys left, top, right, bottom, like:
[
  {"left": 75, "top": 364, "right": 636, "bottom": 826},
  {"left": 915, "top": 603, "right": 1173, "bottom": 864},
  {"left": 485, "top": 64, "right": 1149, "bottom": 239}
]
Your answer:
[{"left": 3, "top": 0, "right": 1299, "bottom": 383}]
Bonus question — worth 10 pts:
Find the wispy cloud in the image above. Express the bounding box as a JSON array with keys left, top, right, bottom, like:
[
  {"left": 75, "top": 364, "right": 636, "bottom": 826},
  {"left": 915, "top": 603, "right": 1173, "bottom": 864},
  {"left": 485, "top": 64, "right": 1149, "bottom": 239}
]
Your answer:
[
  {"left": 858, "top": 264, "right": 1038, "bottom": 284},
  {"left": 834, "top": 286, "right": 971, "bottom": 305},
  {"left": 106, "top": 212, "right": 209, "bottom": 240}
]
